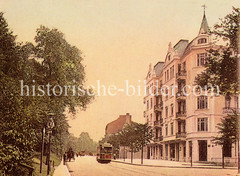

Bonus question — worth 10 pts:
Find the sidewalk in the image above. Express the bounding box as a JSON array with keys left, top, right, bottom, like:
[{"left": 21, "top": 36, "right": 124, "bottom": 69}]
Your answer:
[
  {"left": 113, "top": 158, "right": 238, "bottom": 169},
  {"left": 53, "top": 160, "right": 70, "bottom": 176}
]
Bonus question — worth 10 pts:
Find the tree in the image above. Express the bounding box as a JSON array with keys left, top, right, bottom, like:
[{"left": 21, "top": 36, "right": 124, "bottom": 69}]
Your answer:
[
  {"left": 195, "top": 7, "right": 240, "bottom": 95},
  {"left": 0, "top": 12, "right": 38, "bottom": 175},
  {"left": 108, "top": 122, "right": 153, "bottom": 164},
  {"left": 134, "top": 123, "right": 153, "bottom": 164},
  {"left": 212, "top": 111, "right": 238, "bottom": 168},
  {"left": 0, "top": 12, "right": 93, "bottom": 174}
]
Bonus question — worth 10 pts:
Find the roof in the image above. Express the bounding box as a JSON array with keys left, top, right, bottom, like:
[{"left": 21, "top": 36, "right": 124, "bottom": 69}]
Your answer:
[
  {"left": 105, "top": 113, "right": 132, "bottom": 135},
  {"left": 154, "top": 62, "right": 164, "bottom": 77},
  {"left": 173, "top": 39, "right": 189, "bottom": 58},
  {"left": 199, "top": 13, "right": 209, "bottom": 34}
]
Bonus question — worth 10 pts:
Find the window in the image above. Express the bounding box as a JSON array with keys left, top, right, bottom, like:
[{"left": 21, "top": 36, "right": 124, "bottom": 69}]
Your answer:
[
  {"left": 168, "top": 54, "right": 171, "bottom": 61},
  {"left": 197, "top": 53, "right": 207, "bottom": 66},
  {"left": 147, "top": 100, "right": 149, "bottom": 110},
  {"left": 171, "top": 122, "right": 174, "bottom": 135},
  {"left": 225, "top": 96, "right": 231, "bottom": 108},
  {"left": 166, "top": 88, "right": 169, "bottom": 100},
  {"left": 198, "top": 38, "right": 207, "bottom": 44},
  {"left": 167, "top": 70, "right": 169, "bottom": 80},
  {"left": 150, "top": 98, "right": 153, "bottom": 109},
  {"left": 165, "top": 124, "right": 168, "bottom": 136},
  {"left": 235, "top": 96, "right": 239, "bottom": 109},
  {"left": 165, "top": 106, "right": 168, "bottom": 118},
  {"left": 156, "top": 112, "right": 159, "bottom": 121},
  {"left": 170, "top": 84, "right": 174, "bottom": 97},
  {"left": 172, "top": 65, "right": 174, "bottom": 77},
  {"left": 170, "top": 66, "right": 175, "bottom": 79},
  {"left": 156, "top": 96, "right": 159, "bottom": 105},
  {"left": 183, "top": 62, "right": 186, "bottom": 71},
  {"left": 197, "top": 96, "right": 208, "bottom": 109},
  {"left": 171, "top": 104, "right": 174, "bottom": 116},
  {"left": 198, "top": 117, "right": 208, "bottom": 131}
]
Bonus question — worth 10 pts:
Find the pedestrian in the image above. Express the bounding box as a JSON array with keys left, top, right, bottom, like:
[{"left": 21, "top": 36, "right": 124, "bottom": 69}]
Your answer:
[{"left": 63, "top": 152, "right": 67, "bottom": 165}]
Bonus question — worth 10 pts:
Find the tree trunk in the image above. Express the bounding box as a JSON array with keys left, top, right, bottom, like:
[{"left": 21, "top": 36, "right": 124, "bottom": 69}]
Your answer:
[
  {"left": 123, "top": 146, "right": 125, "bottom": 162},
  {"left": 131, "top": 150, "right": 133, "bottom": 164},
  {"left": 222, "top": 146, "right": 224, "bottom": 169},
  {"left": 141, "top": 145, "right": 143, "bottom": 164}
]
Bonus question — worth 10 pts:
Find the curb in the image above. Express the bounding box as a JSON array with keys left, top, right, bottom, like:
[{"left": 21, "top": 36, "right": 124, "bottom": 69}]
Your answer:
[
  {"left": 53, "top": 160, "right": 71, "bottom": 176},
  {"left": 64, "top": 164, "right": 71, "bottom": 176},
  {"left": 111, "top": 160, "right": 237, "bottom": 170}
]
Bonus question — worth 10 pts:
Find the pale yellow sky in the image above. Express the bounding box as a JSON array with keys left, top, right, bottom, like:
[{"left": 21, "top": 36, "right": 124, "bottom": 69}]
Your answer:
[{"left": 1, "top": 0, "right": 239, "bottom": 141}]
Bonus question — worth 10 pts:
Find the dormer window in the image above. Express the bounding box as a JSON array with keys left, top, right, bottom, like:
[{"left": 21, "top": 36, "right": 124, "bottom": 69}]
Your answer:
[
  {"left": 198, "top": 38, "right": 207, "bottom": 44},
  {"left": 168, "top": 54, "right": 171, "bottom": 61}
]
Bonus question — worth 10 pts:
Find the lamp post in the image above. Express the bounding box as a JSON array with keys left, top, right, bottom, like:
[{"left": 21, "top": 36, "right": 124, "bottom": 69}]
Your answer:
[
  {"left": 40, "top": 127, "right": 45, "bottom": 173},
  {"left": 47, "top": 117, "right": 55, "bottom": 176}
]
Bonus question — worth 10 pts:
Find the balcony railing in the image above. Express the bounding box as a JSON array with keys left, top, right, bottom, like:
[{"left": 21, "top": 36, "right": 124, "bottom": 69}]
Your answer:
[
  {"left": 176, "top": 91, "right": 186, "bottom": 100},
  {"left": 153, "top": 136, "right": 163, "bottom": 142},
  {"left": 176, "top": 132, "right": 186, "bottom": 138},
  {"left": 154, "top": 102, "right": 163, "bottom": 111},
  {"left": 176, "top": 70, "right": 187, "bottom": 80},
  {"left": 222, "top": 107, "right": 240, "bottom": 114},
  {"left": 176, "top": 111, "right": 186, "bottom": 118},
  {"left": 154, "top": 119, "right": 163, "bottom": 126}
]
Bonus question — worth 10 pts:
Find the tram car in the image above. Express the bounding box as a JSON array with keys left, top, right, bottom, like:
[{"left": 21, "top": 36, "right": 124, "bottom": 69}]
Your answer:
[{"left": 96, "top": 143, "right": 113, "bottom": 163}]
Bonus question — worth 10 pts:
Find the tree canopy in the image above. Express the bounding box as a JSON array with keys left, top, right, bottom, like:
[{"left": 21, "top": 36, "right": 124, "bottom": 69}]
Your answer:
[{"left": 0, "top": 12, "right": 93, "bottom": 175}]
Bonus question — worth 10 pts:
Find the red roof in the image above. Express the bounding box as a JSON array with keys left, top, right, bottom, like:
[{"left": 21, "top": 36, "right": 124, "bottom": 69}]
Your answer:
[{"left": 105, "top": 113, "right": 132, "bottom": 135}]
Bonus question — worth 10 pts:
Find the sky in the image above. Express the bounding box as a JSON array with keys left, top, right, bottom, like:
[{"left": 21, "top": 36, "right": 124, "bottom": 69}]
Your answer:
[{"left": 1, "top": 0, "right": 239, "bottom": 141}]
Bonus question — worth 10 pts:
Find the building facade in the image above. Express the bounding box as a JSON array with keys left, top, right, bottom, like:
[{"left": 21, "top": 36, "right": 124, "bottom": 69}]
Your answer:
[{"left": 144, "top": 13, "right": 239, "bottom": 163}]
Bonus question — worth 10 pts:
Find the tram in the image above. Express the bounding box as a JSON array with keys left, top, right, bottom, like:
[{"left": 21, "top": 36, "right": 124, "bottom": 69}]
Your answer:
[{"left": 96, "top": 143, "right": 113, "bottom": 163}]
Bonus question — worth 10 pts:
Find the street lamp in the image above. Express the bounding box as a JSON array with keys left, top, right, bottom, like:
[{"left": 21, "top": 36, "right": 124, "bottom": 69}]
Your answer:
[
  {"left": 47, "top": 117, "right": 55, "bottom": 176},
  {"left": 40, "top": 127, "right": 45, "bottom": 173}
]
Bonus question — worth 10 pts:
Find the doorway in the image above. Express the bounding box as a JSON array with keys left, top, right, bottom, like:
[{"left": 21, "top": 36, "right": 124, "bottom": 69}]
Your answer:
[{"left": 198, "top": 140, "right": 207, "bottom": 161}]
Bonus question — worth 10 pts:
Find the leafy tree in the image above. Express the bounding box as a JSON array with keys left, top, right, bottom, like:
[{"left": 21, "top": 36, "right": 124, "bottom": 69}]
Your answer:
[
  {"left": 134, "top": 123, "right": 153, "bottom": 164},
  {"left": 0, "top": 12, "right": 93, "bottom": 175},
  {"left": 103, "top": 122, "right": 153, "bottom": 164},
  {"left": 212, "top": 112, "right": 238, "bottom": 167},
  {"left": 0, "top": 12, "right": 37, "bottom": 175}
]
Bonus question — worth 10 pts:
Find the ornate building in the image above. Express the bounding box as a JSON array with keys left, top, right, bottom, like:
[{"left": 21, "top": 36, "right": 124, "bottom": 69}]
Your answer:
[{"left": 144, "top": 12, "right": 239, "bottom": 163}]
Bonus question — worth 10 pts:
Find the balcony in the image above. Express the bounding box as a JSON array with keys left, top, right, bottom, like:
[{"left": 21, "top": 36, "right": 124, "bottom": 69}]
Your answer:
[
  {"left": 176, "top": 91, "right": 186, "bottom": 100},
  {"left": 154, "top": 119, "right": 163, "bottom": 126},
  {"left": 153, "top": 136, "right": 163, "bottom": 142},
  {"left": 222, "top": 107, "right": 240, "bottom": 114},
  {"left": 143, "top": 97, "right": 146, "bottom": 104},
  {"left": 176, "top": 70, "right": 187, "bottom": 80},
  {"left": 176, "top": 132, "right": 186, "bottom": 139},
  {"left": 176, "top": 111, "right": 186, "bottom": 120},
  {"left": 154, "top": 102, "right": 163, "bottom": 112},
  {"left": 143, "top": 111, "right": 146, "bottom": 117}
]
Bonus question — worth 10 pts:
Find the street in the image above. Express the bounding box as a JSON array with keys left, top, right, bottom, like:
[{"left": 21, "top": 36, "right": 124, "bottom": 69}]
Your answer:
[{"left": 66, "top": 156, "right": 237, "bottom": 176}]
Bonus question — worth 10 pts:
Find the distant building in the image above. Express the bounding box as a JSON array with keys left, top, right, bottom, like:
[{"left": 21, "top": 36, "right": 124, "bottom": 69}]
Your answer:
[
  {"left": 105, "top": 113, "right": 132, "bottom": 136},
  {"left": 104, "top": 113, "right": 147, "bottom": 159}
]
